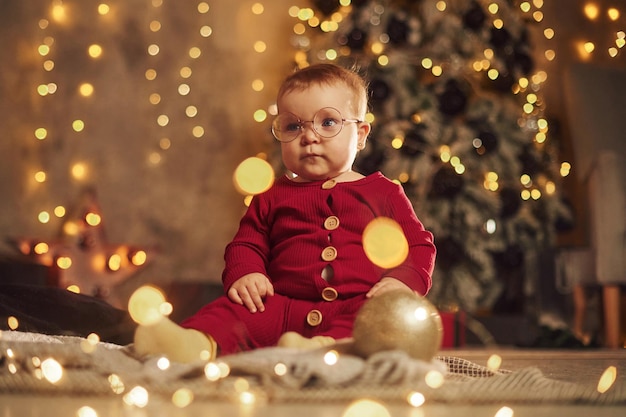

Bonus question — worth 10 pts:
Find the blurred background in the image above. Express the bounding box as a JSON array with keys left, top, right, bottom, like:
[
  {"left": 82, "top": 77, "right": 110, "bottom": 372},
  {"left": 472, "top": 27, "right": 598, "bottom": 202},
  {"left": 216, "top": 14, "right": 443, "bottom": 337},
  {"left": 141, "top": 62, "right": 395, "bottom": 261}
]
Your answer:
[{"left": 0, "top": 0, "right": 624, "bottom": 347}]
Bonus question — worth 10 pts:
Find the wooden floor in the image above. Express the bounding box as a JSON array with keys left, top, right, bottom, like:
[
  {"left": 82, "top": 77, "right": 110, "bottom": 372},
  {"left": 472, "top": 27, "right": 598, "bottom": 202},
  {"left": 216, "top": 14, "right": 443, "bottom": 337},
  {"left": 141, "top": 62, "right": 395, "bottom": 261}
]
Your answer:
[{"left": 1, "top": 348, "right": 625, "bottom": 417}]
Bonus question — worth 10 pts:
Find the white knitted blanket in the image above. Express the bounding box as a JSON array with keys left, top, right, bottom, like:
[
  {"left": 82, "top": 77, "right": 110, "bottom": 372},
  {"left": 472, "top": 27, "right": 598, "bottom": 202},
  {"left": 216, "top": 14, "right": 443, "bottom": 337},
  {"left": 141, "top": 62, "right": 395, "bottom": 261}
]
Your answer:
[{"left": 0, "top": 331, "right": 624, "bottom": 404}]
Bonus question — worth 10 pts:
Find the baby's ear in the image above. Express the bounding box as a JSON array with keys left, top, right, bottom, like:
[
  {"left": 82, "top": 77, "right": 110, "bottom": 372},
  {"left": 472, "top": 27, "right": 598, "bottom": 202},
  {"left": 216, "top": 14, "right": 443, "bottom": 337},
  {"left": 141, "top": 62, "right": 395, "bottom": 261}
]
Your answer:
[{"left": 358, "top": 121, "right": 371, "bottom": 141}]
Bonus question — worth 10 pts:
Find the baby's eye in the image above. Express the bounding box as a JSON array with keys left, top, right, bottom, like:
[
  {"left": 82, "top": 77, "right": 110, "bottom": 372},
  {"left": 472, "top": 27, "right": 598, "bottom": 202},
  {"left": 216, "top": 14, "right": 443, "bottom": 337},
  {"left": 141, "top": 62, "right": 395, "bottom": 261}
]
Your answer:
[
  {"left": 320, "top": 117, "right": 339, "bottom": 128},
  {"left": 284, "top": 122, "right": 301, "bottom": 132}
]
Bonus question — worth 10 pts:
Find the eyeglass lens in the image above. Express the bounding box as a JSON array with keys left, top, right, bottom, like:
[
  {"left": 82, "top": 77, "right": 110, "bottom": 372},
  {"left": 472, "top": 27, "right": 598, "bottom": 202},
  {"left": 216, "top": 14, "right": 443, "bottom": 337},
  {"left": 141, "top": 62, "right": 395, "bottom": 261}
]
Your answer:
[{"left": 272, "top": 107, "right": 344, "bottom": 142}]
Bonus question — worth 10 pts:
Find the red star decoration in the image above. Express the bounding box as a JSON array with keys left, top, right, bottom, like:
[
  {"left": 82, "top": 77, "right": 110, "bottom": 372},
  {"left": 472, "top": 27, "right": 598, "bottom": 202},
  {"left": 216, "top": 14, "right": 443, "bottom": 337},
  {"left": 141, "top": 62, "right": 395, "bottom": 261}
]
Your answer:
[{"left": 11, "top": 188, "right": 153, "bottom": 306}]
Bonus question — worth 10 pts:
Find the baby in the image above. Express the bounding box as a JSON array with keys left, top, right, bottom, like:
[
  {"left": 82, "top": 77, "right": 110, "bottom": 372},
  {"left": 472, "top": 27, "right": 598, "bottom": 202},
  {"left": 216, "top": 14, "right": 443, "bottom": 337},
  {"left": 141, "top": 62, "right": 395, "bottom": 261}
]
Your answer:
[{"left": 134, "top": 63, "right": 436, "bottom": 362}]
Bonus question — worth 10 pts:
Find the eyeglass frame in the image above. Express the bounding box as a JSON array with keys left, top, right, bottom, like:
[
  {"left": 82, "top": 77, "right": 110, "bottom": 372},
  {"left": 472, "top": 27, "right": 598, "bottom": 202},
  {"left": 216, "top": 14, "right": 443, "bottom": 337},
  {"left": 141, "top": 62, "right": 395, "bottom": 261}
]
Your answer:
[{"left": 271, "top": 107, "right": 363, "bottom": 143}]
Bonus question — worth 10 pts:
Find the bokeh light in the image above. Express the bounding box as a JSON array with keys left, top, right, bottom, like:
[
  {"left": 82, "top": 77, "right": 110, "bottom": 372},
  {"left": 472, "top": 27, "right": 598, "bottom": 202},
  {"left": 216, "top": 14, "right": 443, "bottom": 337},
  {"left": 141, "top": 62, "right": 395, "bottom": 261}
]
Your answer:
[
  {"left": 362, "top": 217, "right": 409, "bottom": 269},
  {"left": 233, "top": 156, "right": 275, "bottom": 196},
  {"left": 128, "top": 285, "right": 166, "bottom": 325}
]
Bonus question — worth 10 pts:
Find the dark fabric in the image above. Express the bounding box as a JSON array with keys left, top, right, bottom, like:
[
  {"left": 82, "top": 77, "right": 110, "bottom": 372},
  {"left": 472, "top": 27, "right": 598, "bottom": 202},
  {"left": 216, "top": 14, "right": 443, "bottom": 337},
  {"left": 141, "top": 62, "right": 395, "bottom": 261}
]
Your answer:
[{"left": 0, "top": 284, "right": 136, "bottom": 345}]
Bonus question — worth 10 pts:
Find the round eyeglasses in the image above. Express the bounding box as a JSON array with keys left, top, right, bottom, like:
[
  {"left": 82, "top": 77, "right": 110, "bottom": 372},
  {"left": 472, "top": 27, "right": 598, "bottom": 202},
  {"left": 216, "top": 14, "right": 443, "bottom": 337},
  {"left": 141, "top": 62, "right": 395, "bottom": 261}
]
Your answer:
[{"left": 271, "top": 107, "right": 362, "bottom": 143}]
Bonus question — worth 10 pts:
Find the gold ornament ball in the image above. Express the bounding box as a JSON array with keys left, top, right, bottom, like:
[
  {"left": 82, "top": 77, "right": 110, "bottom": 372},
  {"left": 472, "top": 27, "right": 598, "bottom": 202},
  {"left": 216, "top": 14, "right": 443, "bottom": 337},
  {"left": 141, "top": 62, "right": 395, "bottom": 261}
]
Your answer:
[{"left": 352, "top": 290, "right": 443, "bottom": 361}]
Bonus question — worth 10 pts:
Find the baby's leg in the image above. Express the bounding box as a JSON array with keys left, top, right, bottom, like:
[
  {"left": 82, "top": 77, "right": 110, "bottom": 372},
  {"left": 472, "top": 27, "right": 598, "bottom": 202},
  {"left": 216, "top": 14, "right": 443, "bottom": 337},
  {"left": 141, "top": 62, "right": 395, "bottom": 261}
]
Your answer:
[
  {"left": 277, "top": 331, "right": 335, "bottom": 349},
  {"left": 133, "top": 316, "right": 216, "bottom": 363}
]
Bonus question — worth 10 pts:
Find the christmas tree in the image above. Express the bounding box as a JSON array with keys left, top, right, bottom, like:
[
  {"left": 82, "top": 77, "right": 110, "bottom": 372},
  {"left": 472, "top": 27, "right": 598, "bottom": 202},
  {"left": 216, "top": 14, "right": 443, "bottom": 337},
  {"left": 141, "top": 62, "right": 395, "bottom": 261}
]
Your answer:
[{"left": 285, "top": 0, "right": 572, "bottom": 313}]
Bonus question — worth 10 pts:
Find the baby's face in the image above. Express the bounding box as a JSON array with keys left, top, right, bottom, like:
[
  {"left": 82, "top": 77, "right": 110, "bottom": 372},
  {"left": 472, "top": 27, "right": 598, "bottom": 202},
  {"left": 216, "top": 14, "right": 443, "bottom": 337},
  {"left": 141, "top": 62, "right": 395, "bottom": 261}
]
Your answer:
[{"left": 277, "top": 83, "right": 369, "bottom": 182}]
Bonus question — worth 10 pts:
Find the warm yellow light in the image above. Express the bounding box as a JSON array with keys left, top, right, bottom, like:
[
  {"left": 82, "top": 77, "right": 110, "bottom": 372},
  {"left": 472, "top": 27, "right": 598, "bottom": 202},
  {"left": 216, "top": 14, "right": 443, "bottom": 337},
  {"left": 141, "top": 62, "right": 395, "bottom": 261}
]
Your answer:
[
  {"left": 35, "top": 128, "right": 48, "bottom": 140},
  {"left": 493, "top": 19, "right": 503, "bottom": 29},
  {"left": 192, "top": 126, "right": 205, "bottom": 138},
  {"left": 251, "top": 3, "right": 264, "bottom": 15},
  {"left": 584, "top": 3, "right": 600, "bottom": 20},
  {"left": 77, "top": 406, "right": 98, "bottom": 417},
  {"left": 343, "top": 399, "right": 391, "bottom": 417},
  {"left": 41, "top": 358, "right": 63, "bottom": 383},
  {"left": 172, "top": 388, "right": 194, "bottom": 408},
  {"left": 584, "top": 42, "right": 595, "bottom": 53},
  {"left": 251, "top": 79, "right": 264, "bottom": 92},
  {"left": 159, "top": 138, "right": 171, "bottom": 150},
  {"left": 8, "top": 316, "right": 19, "bottom": 330},
  {"left": 533, "top": 10, "right": 544, "bottom": 21},
  {"left": 200, "top": 25, "right": 212, "bottom": 37},
  {"left": 72, "top": 120, "right": 85, "bottom": 132},
  {"left": 157, "top": 115, "right": 169, "bottom": 127},
  {"left": 85, "top": 212, "right": 101, "bottom": 226},
  {"left": 67, "top": 285, "right": 81, "bottom": 294},
  {"left": 128, "top": 285, "right": 166, "bottom": 325},
  {"left": 189, "top": 47, "right": 201, "bottom": 59},
  {"left": 495, "top": 406, "right": 514, "bottom": 417},
  {"left": 325, "top": 49, "right": 338, "bottom": 60},
  {"left": 79, "top": 83, "right": 94, "bottom": 97},
  {"left": 597, "top": 366, "right": 617, "bottom": 393},
  {"left": 149, "top": 20, "right": 161, "bottom": 32},
  {"left": 362, "top": 217, "right": 409, "bottom": 269},
  {"left": 253, "top": 109, "right": 267, "bottom": 122},
  {"left": 38, "top": 44, "right": 50, "bottom": 56},
  {"left": 148, "top": 44, "right": 160, "bottom": 56},
  {"left": 560, "top": 162, "right": 571, "bottom": 177},
  {"left": 131, "top": 250, "right": 148, "bottom": 266},
  {"left": 407, "top": 391, "right": 426, "bottom": 407},
  {"left": 43, "top": 60, "right": 55, "bottom": 71},
  {"left": 544, "top": 28, "right": 554, "bottom": 39},
  {"left": 71, "top": 163, "right": 88, "bottom": 180},
  {"left": 371, "top": 42, "right": 384, "bottom": 55},
  {"left": 178, "top": 84, "right": 190, "bottom": 96},
  {"left": 487, "top": 354, "right": 502, "bottom": 371},
  {"left": 51, "top": 4, "right": 67, "bottom": 23},
  {"left": 233, "top": 156, "right": 275, "bottom": 196},
  {"left": 145, "top": 69, "right": 157, "bottom": 81},
  {"left": 98, "top": 4, "right": 110, "bottom": 15},
  {"left": 186, "top": 106, "right": 198, "bottom": 117},
  {"left": 531, "top": 189, "right": 541, "bottom": 200},
  {"left": 253, "top": 41, "right": 267, "bottom": 53},
  {"left": 607, "top": 8, "right": 620, "bottom": 20},
  {"left": 432, "top": 65, "right": 443, "bottom": 76},
  {"left": 421, "top": 57, "right": 433, "bottom": 69},
  {"left": 149, "top": 93, "right": 161, "bottom": 104},
  {"left": 54, "top": 206, "right": 66, "bottom": 217},
  {"left": 180, "top": 66, "right": 192, "bottom": 78},
  {"left": 488, "top": 68, "right": 499, "bottom": 80},
  {"left": 425, "top": 370, "right": 445, "bottom": 388},
  {"left": 56, "top": 256, "right": 72, "bottom": 270},
  {"left": 435, "top": 1, "right": 447, "bottom": 12},
  {"left": 38, "top": 211, "right": 51, "bottom": 224},
  {"left": 108, "top": 254, "right": 122, "bottom": 271},
  {"left": 34, "top": 242, "right": 49, "bottom": 255},
  {"left": 34, "top": 171, "right": 47, "bottom": 183},
  {"left": 88, "top": 44, "right": 103, "bottom": 58},
  {"left": 197, "top": 2, "right": 209, "bottom": 13}
]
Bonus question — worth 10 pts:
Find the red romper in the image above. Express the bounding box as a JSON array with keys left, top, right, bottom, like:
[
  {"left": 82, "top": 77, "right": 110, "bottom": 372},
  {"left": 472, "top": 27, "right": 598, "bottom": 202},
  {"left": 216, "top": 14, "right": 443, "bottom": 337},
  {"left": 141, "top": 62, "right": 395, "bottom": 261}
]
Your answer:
[{"left": 181, "top": 172, "right": 436, "bottom": 355}]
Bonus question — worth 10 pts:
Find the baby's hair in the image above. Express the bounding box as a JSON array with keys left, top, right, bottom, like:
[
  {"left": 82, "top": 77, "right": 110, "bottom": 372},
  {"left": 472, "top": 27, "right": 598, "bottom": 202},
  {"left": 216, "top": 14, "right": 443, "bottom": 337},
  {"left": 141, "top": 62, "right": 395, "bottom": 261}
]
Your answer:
[{"left": 277, "top": 63, "right": 369, "bottom": 118}]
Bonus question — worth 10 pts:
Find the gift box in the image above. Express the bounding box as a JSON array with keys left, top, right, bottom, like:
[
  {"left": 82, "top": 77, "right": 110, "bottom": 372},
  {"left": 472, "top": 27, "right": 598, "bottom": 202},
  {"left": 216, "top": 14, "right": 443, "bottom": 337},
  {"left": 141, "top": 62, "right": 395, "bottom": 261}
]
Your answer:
[{"left": 440, "top": 310, "right": 466, "bottom": 348}]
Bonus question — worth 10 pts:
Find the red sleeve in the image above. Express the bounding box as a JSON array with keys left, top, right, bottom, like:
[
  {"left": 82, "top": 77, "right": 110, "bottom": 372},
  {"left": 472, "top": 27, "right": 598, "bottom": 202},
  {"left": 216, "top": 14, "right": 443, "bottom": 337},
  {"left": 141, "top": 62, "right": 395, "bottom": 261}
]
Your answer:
[
  {"left": 380, "top": 182, "right": 436, "bottom": 295},
  {"left": 221, "top": 194, "right": 271, "bottom": 291}
]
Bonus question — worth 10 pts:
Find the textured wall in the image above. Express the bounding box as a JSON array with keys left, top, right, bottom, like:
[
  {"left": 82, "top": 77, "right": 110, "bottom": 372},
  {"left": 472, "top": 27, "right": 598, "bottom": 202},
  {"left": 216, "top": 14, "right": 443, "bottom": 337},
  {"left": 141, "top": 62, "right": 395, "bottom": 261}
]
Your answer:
[{"left": 0, "top": 0, "right": 293, "bottom": 295}]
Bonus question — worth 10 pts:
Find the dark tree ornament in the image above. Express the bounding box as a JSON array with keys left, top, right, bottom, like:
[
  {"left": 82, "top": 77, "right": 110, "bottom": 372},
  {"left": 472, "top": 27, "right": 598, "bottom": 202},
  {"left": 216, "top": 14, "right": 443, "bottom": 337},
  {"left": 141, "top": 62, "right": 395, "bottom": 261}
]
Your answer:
[
  {"left": 490, "top": 69, "right": 516, "bottom": 93},
  {"left": 437, "top": 79, "right": 468, "bottom": 117},
  {"left": 369, "top": 78, "right": 391, "bottom": 105},
  {"left": 437, "top": 237, "right": 465, "bottom": 269},
  {"left": 400, "top": 125, "right": 429, "bottom": 157},
  {"left": 518, "top": 145, "right": 542, "bottom": 176},
  {"left": 429, "top": 165, "right": 464, "bottom": 199},
  {"left": 499, "top": 187, "right": 522, "bottom": 218},
  {"left": 312, "top": 0, "right": 340, "bottom": 16},
  {"left": 386, "top": 14, "right": 409, "bottom": 45},
  {"left": 463, "top": 1, "right": 486, "bottom": 31},
  {"left": 493, "top": 243, "right": 525, "bottom": 268},
  {"left": 513, "top": 48, "right": 535, "bottom": 76},
  {"left": 345, "top": 27, "right": 368, "bottom": 50},
  {"left": 489, "top": 26, "right": 512, "bottom": 50}
]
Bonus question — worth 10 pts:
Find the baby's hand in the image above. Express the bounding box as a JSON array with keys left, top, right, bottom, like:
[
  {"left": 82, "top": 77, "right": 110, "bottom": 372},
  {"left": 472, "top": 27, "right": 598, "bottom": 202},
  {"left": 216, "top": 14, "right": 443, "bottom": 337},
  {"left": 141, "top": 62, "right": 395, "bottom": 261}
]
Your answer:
[
  {"left": 228, "top": 273, "right": 275, "bottom": 313},
  {"left": 366, "top": 277, "right": 412, "bottom": 298}
]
